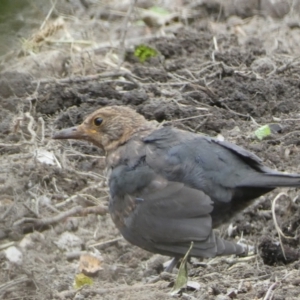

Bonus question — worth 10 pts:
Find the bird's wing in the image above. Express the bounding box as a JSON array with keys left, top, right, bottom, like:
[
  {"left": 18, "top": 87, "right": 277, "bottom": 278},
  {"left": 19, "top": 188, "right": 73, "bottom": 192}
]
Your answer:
[
  {"left": 144, "top": 127, "right": 270, "bottom": 175},
  {"left": 143, "top": 128, "right": 244, "bottom": 203},
  {"left": 143, "top": 127, "right": 300, "bottom": 201},
  {"left": 210, "top": 138, "right": 272, "bottom": 173},
  {"left": 109, "top": 164, "right": 244, "bottom": 258}
]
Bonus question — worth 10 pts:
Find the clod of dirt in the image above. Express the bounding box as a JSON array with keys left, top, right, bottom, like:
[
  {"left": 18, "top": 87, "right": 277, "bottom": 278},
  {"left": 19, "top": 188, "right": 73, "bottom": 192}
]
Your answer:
[
  {"left": 122, "top": 89, "right": 149, "bottom": 105},
  {"left": 54, "top": 232, "right": 83, "bottom": 252},
  {"left": 251, "top": 57, "right": 276, "bottom": 75},
  {"left": 4, "top": 246, "right": 23, "bottom": 265},
  {"left": 258, "top": 237, "right": 300, "bottom": 265},
  {"left": 0, "top": 71, "right": 34, "bottom": 98},
  {"left": 132, "top": 65, "right": 169, "bottom": 82}
]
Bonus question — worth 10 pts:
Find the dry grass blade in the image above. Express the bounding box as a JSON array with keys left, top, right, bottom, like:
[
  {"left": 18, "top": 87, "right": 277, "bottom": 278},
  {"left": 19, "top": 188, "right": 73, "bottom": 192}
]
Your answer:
[
  {"left": 263, "top": 281, "right": 278, "bottom": 300},
  {"left": 0, "top": 276, "right": 32, "bottom": 294},
  {"left": 13, "top": 205, "right": 108, "bottom": 229},
  {"left": 271, "top": 192, "right": 295, "bottom": 260}
]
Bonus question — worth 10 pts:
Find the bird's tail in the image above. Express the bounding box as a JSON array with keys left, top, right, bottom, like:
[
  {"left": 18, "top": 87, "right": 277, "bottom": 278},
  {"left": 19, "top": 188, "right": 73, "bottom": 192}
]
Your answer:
[
  {"left": 240, "top": 172, "right": 300, "bottom": 188},
  {"left": 189, "top": 231, "right": 246, "bottom": 258}
]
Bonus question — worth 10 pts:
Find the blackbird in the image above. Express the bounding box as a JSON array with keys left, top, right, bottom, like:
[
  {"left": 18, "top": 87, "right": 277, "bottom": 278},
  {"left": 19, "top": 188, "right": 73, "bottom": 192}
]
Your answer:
[{"left": 53, "top": 106, "right": 300, "bottom": 263}]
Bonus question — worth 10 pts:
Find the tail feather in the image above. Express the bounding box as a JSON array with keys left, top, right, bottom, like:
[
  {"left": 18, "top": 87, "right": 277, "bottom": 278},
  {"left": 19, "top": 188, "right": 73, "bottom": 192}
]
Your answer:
[
  {"left": 240, "top": 173, "right": 300, "bottom": 188},
  {"left": 189, "top": 231, "right": 245, "bottom": 258},
  {"left": 153, "top": 230, "right": 245, "bottom": 258}
]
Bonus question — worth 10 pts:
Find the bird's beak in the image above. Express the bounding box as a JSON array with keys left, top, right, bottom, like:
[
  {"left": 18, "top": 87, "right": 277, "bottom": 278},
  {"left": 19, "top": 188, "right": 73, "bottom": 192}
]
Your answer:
[{"left": 52, "top": 125, "right": 87, "bottom": 140}]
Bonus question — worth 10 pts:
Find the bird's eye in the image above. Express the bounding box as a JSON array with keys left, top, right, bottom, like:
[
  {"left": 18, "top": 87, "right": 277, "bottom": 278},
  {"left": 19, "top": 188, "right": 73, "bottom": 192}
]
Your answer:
[{"left": 93, "top": 117, "right": 103, "bottom": 126}]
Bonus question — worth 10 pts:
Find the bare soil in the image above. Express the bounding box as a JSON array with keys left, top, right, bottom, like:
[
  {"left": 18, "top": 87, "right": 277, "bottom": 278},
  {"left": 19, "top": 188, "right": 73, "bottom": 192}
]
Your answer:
[{"left": 1, "top": 1, "right": 300, "bottom": 299}]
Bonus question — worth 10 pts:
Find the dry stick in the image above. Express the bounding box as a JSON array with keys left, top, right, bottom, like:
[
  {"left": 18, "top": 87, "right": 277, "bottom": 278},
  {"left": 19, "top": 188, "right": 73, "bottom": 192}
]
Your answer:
[
  {"left": 1, "top": 190, "right": 21, "bottom": 220},
  {"left": 0, "top": 242, "right": 15, "bottom": 251},
  {"left": 283, "top": 118, "right": 300, "bottom": 121},
  {"left": 169, "top": 114, "right": 213, "bottom": 123},
  {"left": 55, "top": 187, "right": 108, "bottom": 208},
  {"left": 13, "top": 205, "right": 108, "bottom": 228},
  {"left": 0, "top": 276, "right": 32, "bottom": 294},
  {"left": 229, "top": 274, "right": 271, "bottom": 284},
  {"left": 267, "top": 58, "right": 300, "bottom": 76},
  {"left": 220, "top": 102, "right": 250, "bottom": 118},
  {"left": 76, "top": 193, "right": 105, "bottom": 204},
  {"left": 264, "top": 270, "right": 297, "bottom": 300},
  {"left": 22, "top": 203, "right": 40, "bottom": 218},
  {"left": 0, "top": 203, "right": 15, "bottom": 220},
  {"left": 117, "top": 0, "right": 138, "bottom": 69},
  {"left": 74, "top": 170, "right": 105, "bottom": 180},
  {"left": 32, "top": 67, "right": 206, "bottom": 88},
  {"left": 263, "top": 281, "right": 278, "bottom": 300},
  {"left": 64, "top": 149, "right": 105, "bottom": 159},
  {"left": 24, "top": 112, "right": 37, "bottom": 143},
  {"left": 58, "top": 193, "right": 107, "bottom": 207},
  {"left": 88, "top": 237, "right": 123, "bottom": 248},
  {"left": 38, "top": 117, "right": 45, "bottom": 143},
  {"left": 268, "top": 130, "right": 300, "bottom": 143},
  {"left": 40, "top": 0, "right": 57, "bottom": 30},
  {"left": 271, "top": 192, "right": 295, "bottom": 261},
  {"left": 0, "top": 141, "right": 34, "bottom": 148},
  {"left": 33, "top": 71, "right": 137, "bottom": 85}
]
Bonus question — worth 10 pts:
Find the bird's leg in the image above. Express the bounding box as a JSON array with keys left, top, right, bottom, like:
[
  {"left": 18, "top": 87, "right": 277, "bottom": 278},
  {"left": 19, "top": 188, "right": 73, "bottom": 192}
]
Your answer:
[{"left": 164, "top": 257, "right": 179, "bottom": 273}]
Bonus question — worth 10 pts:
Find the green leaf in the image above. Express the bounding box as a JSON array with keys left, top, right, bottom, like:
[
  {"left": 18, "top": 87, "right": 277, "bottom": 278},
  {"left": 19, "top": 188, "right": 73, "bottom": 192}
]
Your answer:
[
  {"left": 170, "top": 242, "right": 194, "bottom": 295},
  {"left": 149, "top": 6, "right": 169, "bottom": 15},
  {"left": 134, "top": 44, "right": 158, "bottom": 62},
  {"left": 74, "top": 273, "right": 93, "bottom": 289},
  {"left": 255, "top": 125, "right": 271, "bottom": 140}
]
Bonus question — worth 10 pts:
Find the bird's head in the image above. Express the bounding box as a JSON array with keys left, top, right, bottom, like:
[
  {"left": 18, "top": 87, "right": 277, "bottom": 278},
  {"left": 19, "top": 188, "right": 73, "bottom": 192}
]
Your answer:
[{"left": 53, "top": 106, "right": 153, "bottom": 152}]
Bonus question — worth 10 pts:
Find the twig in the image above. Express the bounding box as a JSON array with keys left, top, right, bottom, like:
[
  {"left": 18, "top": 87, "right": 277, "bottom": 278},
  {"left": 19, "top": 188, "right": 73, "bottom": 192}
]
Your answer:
[
  {"left": 64, "top": 149, "right": 105, "bottom": 159},
  {"left": 38, "top": 117, "right": 45, "bottom": 143},
  {"left": 40, "top": 0, "right": 57, "bottom": 30},
  {"left": 117, "top": 0, "right": 138, "bottom": 69},
  {"left": 0, "top": 276, "right": 32, "bottom": 294},
  {"left": 0, "top": 142, "right": 34, "bottom": 148},
  {"left": 44, "top": 38, "right": 95, "bottom": 45},
  {"left": 169, "top": 113, "right": 212, "bottom": 123},
  {"left": 0, "top": 203, "right": 15, "bottom": 220},
  {"left": 263, "top": 281, "right": 278, "bottom": 300},
  {"left": 88, "top": 237, "right": 123, "bottom": 248},
  {"left": 268, "top": 130, "right": 300, "bottom": 143},
  {"left": 271, "top": 192, "right": 295, "bottom": 261},
  {"left": 23, "top": 203, "right": 40, "bottom": 218},
  {"left": 0, "top": 242, "right": 15, "bottom": 251},
  {"left": 24, "top": 112, "right": 37, "bottom": 143},
  {"left": 71, "top": 170, "right": 105, "bottom": 180},
  {"left": 213, "top": 36, "right": 219, "bottom": 51},
  {"left": 197, "top": 62, "right": 220, "bottom": 77},
  {"left": 194, "top": 117, "right": 209, "bottom": 132},
  {"left": 220, "top": 102, "right": 251, "bottom": 118},
  {"left": 55, "top": 193, "right": 108, "bottom": 208},
  {"left": 32, "top": 71, "right": 138, "bottom": 85},
  {"left": 13, "top": 205, "right": 108, "bottom": 228}
]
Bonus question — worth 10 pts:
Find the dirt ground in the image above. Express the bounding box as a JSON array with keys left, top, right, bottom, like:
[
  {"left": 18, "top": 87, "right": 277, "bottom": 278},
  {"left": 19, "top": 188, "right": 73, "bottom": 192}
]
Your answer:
[{"left": 1, "top": 0, "right": 300, "bottom": 299}]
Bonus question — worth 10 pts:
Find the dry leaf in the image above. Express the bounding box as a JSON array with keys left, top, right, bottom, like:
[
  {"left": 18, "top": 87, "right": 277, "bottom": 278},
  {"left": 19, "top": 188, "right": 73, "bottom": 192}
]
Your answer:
[{"left": 79, "top": 253, "right": 103, "bottom": 275}]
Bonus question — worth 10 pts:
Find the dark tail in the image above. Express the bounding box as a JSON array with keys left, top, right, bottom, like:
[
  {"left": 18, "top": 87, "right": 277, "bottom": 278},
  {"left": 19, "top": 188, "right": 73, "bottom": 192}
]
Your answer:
[
  {"left": 240, "top": 172, "right": 300, "bottom": 188},
  {"left": 213, "top": 172, "right": 300, "bottom": 227}
]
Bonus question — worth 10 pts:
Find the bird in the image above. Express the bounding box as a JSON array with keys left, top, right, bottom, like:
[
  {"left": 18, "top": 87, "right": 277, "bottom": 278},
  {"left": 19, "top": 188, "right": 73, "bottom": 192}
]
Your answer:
[{"left": 53, "top": 105, "right": 300, "bottom": 269}]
